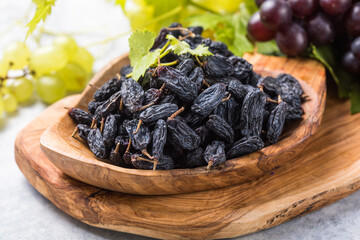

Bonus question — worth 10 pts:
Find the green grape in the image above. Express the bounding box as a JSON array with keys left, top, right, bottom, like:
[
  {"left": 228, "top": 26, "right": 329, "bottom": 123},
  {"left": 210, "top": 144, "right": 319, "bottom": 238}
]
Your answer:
[
  {"left": 56, "top": 63, "right": 87, "bottom": 92},
  {"left": 3, "top": 42, "right": 31, "bottom": 70},
  {"left": 0, "top": 87, "right": 10, "bottom": 95},
  {"left": 31, "top": 45, "right": 68, "bottom": 75},
  {"left": 0, "top": 60, "right": 8, "bottom": 78},
  {"left": 53, "top": 35, "right": 78, "bottom": 59},
  {"left": 125, "top": 1, "right": 156, "bottom": 31},
  {"left": 0, "top": 97, "right": 4, "bottom": 116},
  {"left": 2, "top": 92, "right": 18, "bottom": 113},
  {"left": 5, "top": 77, "right": 34, "bottom": 103},
  {"left": 70, "top": 47, "right": 94, "bottom": 74},
  {"left": 36, "top": 75, "right": 66, "bottom": 104}
]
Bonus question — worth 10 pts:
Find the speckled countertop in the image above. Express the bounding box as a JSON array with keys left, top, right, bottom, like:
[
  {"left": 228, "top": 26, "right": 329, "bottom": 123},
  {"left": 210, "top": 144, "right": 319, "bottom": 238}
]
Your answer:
[{"left": 1, "top": 0, "right": 360, "bottom": 239}]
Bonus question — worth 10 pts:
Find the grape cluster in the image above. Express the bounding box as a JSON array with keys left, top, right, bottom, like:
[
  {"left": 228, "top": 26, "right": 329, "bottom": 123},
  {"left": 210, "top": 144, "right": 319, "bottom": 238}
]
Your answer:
[
  {"left": 248, "top": 0, "right": 360, "bottom": 73},
  {"left": 0, "top": 36, "right": 94, "bottom": 117}
]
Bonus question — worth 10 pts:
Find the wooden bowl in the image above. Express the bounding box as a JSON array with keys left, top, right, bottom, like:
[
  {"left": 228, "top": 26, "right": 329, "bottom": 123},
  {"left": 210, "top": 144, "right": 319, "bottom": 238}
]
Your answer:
[{"left": 40, "top": 53, "right": 326, "bottom": 195}]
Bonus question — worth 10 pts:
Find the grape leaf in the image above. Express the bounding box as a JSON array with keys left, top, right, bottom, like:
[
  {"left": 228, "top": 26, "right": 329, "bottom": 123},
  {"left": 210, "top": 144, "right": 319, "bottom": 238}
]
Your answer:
[
  {"left": 350, "top": 82, "right": 360, "bottom": 114},
  {"left": 129, "top": 30, "right": 156, "bottom": 67},
  {"left": 310, "top": 45, "right": 352, "bottom": 98},
  {"left": 309, "top": 44, "right": 360, "bottom": 113},
  {"left": 26, "top": 0, "right": 57, "bottom": 38},
  {"left": 166, "top": 35, "right": 212, "bottom": 56},
  {"left": 132, "top": 48, "right": 161, "bottom": 81},
  {"left": 256, "top": 40, "right": 282, "bottom": 56},
  {"left": 229, "top": 34, "right": 253, "bottom": 56},
  {"left": 186, "top": 3, "right": 257, "bottom": 57}
]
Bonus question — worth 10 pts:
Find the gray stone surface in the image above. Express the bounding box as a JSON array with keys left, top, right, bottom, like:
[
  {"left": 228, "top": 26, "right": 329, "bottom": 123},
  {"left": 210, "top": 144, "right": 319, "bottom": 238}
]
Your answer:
[{"left": 1, "top": 0, "right": 360, "bottom": 239}]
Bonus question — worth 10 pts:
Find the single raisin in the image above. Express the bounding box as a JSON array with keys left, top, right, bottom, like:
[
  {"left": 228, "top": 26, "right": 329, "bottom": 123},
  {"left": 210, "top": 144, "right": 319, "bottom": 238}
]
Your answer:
[
  {"left": 206, "top": 115, "right": 234, "bottom": 143},
  {"left": 87, "top": 128, "right": 109, "bottom": 159},
  {"left": 227, "top": 136, "right": 264, "bottom": 159},
  {"left": 167, "top": 118, "right": 200, "bottom": 150},
  {"left": 204, "top": 141, "right": 226, "bottom": 167}
]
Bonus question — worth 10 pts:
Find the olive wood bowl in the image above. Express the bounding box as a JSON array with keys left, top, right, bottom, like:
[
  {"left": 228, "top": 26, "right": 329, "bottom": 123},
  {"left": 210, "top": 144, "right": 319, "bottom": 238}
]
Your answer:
[{"left": 40, "top": 53, "right": 326, "bottom": 195}]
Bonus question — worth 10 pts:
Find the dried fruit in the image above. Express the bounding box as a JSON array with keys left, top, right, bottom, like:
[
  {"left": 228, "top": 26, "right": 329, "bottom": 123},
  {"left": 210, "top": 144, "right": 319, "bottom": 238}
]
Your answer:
[
  {"left": 191, "top": 83, "right": 226, "bottom": 117},
  {"left": 125, "top": 119, "right": 151, "bottom": 152},
  {"left": 227, "top": 136, "right": 264, "bottom": 159},
  {"left": 206, "top": 115, "right": 234, "bottom": 143},
  {"left": 240, "top": 89, "right": 266, "bottom": 137},
  {"left": 93, "top": 77, "right": 122, "bottom": 101},
  {"left": 167, "top": 118, "right": 200, "bottom": 150},
  {"left": 140, "top": 103, "right": 178, "bottom": 123},
  {"left": 103, "top": 114, "right": 119, "bottom": 148},
  {"left": 204, "top": 55, "right": 233, "bottom": 77},
  {"left": 71, "top": 23, "right": 304, "bottom": 171},
  {"left": 267, "top": 101, "right": 287, "bottom": 143},
  {"left": 184, "top": 147, "right": 205, "bottom": 168},
  {"left": 152, "top": 119, "right": 167, "bottom": 160},
  {"left": 157, "top": 66, "right": 198, "bottom": 102},
  {"left": 204, "top": 141, "right": 226, "bottom": 168},
  {"left": 68, "top": 107, "right": 93, "bottom": 126},
  {"left": 87, "top": 128, "right": 109, "bottom": 159},
  {"left": 120, "top": 78, "right": 144, "bottom": 113}
]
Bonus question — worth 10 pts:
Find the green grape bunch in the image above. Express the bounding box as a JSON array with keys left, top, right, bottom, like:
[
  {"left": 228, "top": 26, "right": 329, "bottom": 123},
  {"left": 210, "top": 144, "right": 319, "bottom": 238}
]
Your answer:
[{"left": 0, "top": 36, "right": 94, "bottom": 117}]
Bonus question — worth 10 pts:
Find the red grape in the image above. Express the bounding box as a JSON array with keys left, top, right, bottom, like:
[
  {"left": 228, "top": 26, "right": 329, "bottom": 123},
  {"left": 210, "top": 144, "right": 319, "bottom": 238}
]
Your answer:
[
  {"left": 351, "top": 37, "right": 360, "bottom": 58},
  {"left": 290, "top": 0, "right": 318, "bottom": 18},
  {"left": 319, "top": 0, "right": 351, "bottom": 16},
  {"left": 247, "top": 12, "right": 275, "bottom": 42},
  {"left": 342, "top": 51, "right": 360, "bottom": 73},
  {"left": 275, "top": 23, "right": 308, "bottom": 56},
  {"left": 260, "top": 0, "right": 293, "bottom": 31},
  {"left": 345, "top": 3, "right": 360, "bottom": 36},
  {"left": 307, "top": 12, "right": 335, "bottom": 46}
]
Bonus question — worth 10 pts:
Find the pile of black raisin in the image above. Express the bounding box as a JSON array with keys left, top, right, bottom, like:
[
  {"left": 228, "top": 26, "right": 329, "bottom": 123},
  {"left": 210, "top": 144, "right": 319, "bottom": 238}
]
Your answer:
[{"left": 68, "top": 23, "right": 304, "bottom": 170}]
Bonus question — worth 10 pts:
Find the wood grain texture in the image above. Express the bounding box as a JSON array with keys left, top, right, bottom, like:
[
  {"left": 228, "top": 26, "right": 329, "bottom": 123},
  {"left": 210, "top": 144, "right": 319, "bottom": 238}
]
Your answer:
[
  {"left": 39, "top": 53, "right": 326, "bottom": 195},
  {"left": 15, "top": 92, "right": 360, "bottom": 239}
]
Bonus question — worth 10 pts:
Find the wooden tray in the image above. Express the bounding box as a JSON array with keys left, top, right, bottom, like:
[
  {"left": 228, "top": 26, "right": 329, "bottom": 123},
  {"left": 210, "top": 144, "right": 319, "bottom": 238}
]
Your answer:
[
  {"left": 40, "top": 53, "right": 326, "bottom": 195},
  {"left": 15, "top": 92, "right": 360, "bottom": 239}
]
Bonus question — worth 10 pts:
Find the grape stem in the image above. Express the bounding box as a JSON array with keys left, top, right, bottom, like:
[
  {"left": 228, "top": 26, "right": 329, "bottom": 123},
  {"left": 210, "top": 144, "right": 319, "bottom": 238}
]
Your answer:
[
  {"left": 161, "top": 60, "right": 178, "bottom": 66},
  {"left": 0, "top": 67, "right": 31, "bottom": 89},
  {"left": 159, "top": 41, "right": 170, "bottom": 55},
  {"left": 195, "top": 55, "right": 204, "bottom": 66}
]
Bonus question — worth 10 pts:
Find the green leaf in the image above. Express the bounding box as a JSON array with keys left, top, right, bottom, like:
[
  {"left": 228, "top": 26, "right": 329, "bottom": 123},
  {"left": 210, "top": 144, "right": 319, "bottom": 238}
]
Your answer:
[
  {"left": 229, "top": 34, "right": 253, "bottom": 56},
  {"left": 350, "top": 82, "right": 360, "bottom": 114},
  {"left": 129, "top": 30, "right": 156, "bottom": 67},
  {"left": 242, "top": 0, "right": 259, "bottom": 14},
  {"left": 186, "top": 13, "right": 229, "bottom": 30},
  {"left": 256, "top": 40, "right": 282, "bottom": 56},
  {"left": 132, "top": 49, "right": 161, "bottom": 81},
  {"left": 310, "top": 45, "right": 352, "bottom": 98},
  {"left": 186, "top": 3, "right": 257, "bottom": 57},
  {"left": 26, "top": 0, "right": 56, "bottom": 38},
  {"left": 166, "top": 35, "right": 212, "bottom": 56},
  {"left": 192, "top": 44, "right": 214, "bottom": 56}
]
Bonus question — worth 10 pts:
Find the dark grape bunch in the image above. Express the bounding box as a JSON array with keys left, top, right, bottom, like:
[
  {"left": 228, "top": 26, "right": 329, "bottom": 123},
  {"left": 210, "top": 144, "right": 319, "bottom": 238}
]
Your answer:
[
  {"left": 68, "top": 23, "right": 305, "bottom": 170},
  {"left": 248, "top": 0, "right": 360, "bottom": 74}
]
